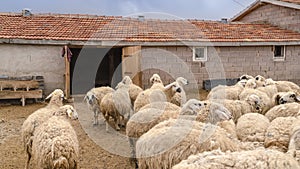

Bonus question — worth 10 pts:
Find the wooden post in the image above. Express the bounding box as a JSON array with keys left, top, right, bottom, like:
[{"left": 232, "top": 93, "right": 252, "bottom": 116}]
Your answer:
[{"left": 64, "top": 46, "right": 71, "bottom": 99}]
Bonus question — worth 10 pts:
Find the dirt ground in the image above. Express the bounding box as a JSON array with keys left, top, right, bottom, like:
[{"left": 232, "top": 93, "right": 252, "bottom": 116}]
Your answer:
[{"left": 0, "top": 89, "right": 208, "bottom": 169}]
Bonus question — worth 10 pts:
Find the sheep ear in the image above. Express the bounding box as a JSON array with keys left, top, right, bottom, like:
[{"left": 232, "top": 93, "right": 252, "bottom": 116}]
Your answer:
[
  {"left": 45, "top": 92, "right": 53, "bottom": 100},
  {"left": 274, "top": 94, "right": 281, "bottom": 105},
  {"left": 215, "top": 109, "right": 231, "bottom": 121},
  {"left": 296, "top": 95, "right": 300, "bottom": 102}
]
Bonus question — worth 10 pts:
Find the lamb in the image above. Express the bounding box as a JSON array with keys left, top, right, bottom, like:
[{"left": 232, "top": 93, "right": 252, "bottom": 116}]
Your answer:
[
  {"left": 117, "top": 76, "right": 143, "bottom": 106},
  {"left": 172, "top": 148, "right": 300, "bottom": 169},
  {"left": 84, "top": 86, "right": 114, "bottom": 125},
  {"left": 136, "top": 119, "right": 241, "bottom": 169},
  {"left": 31, "top": 105, "right": 79, "bottom": 169},
  {"left": 236, "top": 113, "right": 270, "bottom": 142},
  {"left": 170, "top": 77, "right": 189, "bottom": 106},
  {"left": 210, "top": 94, "right": 262, "bottom": 123},
  {"left": 133, "top": 81, "right": 182, "bottom": 112},
  {"left": 21, "top": 89, "right": 65, "bottom": 169},
  {"left": 206, "top": 80, "right": 246, "bottom": 100},
  {"left": 100, "top": 78, "right": 133, "bottom": 132},
  {"left": 264, "top": 116, "right": 300, "bottom": 152},
  {"left": 254, "top": 75, "right": 266, "bottom": 88}
]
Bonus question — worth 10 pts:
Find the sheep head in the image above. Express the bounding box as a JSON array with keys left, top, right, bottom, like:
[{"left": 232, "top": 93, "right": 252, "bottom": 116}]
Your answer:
[
  {"left": 176, "top": 77, "right": 189, "bottom": 86},
  {"left": 245, "top": 79, "right": 257, "bottom": 89},
  {"left": 180, "top": 99, "right": 206, "bottom": 115},
  {"left": 254, "top": 75, "right": 266, "bottom": 87},
  {"left": 278, "top": 92, "right": 300, "bottom": 104},
  {"left": 246, "top": 94, "right": 262, "bottom": 112},
  {"left": 238, "top": 74, "right": 254, "bottom": 81},
  {"left": 83, "top": 91, "right": 98, "bottom": 106},
  {"left": 121, "top": 76, "right": 133, "bottom": 85},
  {"left": 45, "top": 89, "right": 65, "bottom": 106},
  {"left": 207, "top": 102, "right": 232, "bottom": 124},
  {"left": 53, "top": 105, "right": 78, "bottom": 120},
  {"left": 164, "top": 82, "right": 182, "bottom": 94},
  {"left": 149, "top": 74, "right": 163, "bottom": 84}
]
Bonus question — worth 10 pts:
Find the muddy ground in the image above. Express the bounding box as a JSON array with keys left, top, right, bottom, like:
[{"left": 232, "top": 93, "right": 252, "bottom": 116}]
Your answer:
[{"left": 0, "top": 90, "right": 208, "bottom": 169}]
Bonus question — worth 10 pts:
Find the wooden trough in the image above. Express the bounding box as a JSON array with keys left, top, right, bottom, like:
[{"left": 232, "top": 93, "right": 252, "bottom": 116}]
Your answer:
[{"left": 0, "top": 77, "right": 44, "bottom": 106}]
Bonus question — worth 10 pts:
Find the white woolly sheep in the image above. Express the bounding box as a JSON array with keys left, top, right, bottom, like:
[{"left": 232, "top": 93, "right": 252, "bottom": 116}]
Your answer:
[
  {"left": 170, "top": 77, "right": 189, "bottom": 106},
  {"left": 32, "top": 105, "right": 79, "bottom": 169},
  {"left": 265, "top": 102, "right": 300, "bottom": 121},
  {"left": 126, "top": 99, "right": 205, "bottom": 167},
  {"left": 264, "top": 116, "right": 300, "bottom": 152},
  {"left": 21, "top": 89, "right": 65, "bottom": 169},
  {"left": 210, "top": 94, "right": 262, "bottom": 123},
  {"left": 172, "top": 148, "right": 300, "bottom": 169},
  {"left": 100, "top": 79, "right": 133, "bottom": 132},
  {"left": 239, "top": 88, "right": 272, "bottom": 114},
  {"left": 136, "top": 119, "right": 241, "bottom": 169},
  {"left": 265, "top": 78, "right": 300, "bottom": 93},
  {"left": 254, "top": 75, "right": 266, "bottom": 88},
  {"left": 206, "top": 80, "right": 246, "bottom": 100},
  {"left": 116, "top": 76, "right": 143, "bottom": 106},
  {"left": 236, "top": 113, "right": 270, "bottom": 142},
  {"left": 133, "top": 81, "right": 181, "bottom": 112},
  {"left": 84, "top": 86, "right": 114, "bottom": 125}
]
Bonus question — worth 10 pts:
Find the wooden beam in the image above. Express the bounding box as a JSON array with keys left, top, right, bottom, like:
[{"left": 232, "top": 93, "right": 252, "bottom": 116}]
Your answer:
[
  {"left": 64, "top": 46, "right": 71, "bottom": 99},
  {"left": 0, "top": 90, "right": 43, "bottom": 99}
]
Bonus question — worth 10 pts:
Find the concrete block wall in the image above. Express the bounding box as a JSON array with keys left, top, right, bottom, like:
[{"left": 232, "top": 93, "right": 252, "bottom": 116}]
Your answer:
[
  {"left": 0, "top": 44, "right": 65, "bottom": 95},
  {"left": 237, "top": 4, "right": 300, "bottom": 33},
  {"left": 141, "top": 45, "right": 300, "bottom": 90}
]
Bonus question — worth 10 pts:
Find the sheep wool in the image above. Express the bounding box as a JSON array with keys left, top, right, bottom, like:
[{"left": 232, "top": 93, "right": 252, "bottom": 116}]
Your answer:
[
  {"left": 139, "top": 102, "right": 180, "bottom": 112},
  {"left": 136, "top": 119, "right": 241, "bottom": 169},
  {"left": 265, "top": 116, "right": 300, "bottom": 152},
  {"left": 32, "top": 115, "right": 79, "bottom": 169},
  {"left": 172, "top": 148, "right": 300, "bottom": 169},
  {"left": 236, "top": 113, "right": 270, "bottom": 142},
  {"left": 265, "top": 103, "right": 300, "bottom": 121}
]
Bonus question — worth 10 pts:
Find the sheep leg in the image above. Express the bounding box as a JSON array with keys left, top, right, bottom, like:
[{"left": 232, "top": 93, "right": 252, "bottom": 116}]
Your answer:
[
  {"left": 104, "top": 114, "right": 110, "bottom": 132},
  {"left": 93, "top": 109, "right": 99, "bottom": 125},
  {"left": 129, "top": 138, "right": 138, "bottom": 169}
]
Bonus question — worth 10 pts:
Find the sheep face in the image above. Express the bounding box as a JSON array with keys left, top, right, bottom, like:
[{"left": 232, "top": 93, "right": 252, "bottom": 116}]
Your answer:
[
  {"left": 255, "top": 75, "right": 266, "bottom": 87},
  {"left": 181, "top": 99, "right": 206, "bottom": 115},
  {"left": 279, "top": 92, "right": 300, "bottom": 104},
  {"left": 246, "top": 94, "right": 262, "bottom": 112},
  {"left": 176, "top": 77, "right": 189, "bottom": 86},
  {"left": 245, "top": 79, "right": 257, "bottom": 89},
  {"left": 121, "top": 76, "right": 133, "bottom": 85},
  {"left": 84, "top": 92, "right": 97, "bottom": 106},
  {"left": 149, "top": 74, "right": 162, "bottom": 84},
  {"left": 54, "top": 105, "right": 79, "bottom": 120}
]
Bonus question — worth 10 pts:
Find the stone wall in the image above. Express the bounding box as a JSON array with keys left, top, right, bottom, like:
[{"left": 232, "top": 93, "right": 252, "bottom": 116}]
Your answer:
[
  {"left": 0, "top": 44, "right": 65, "bottom": 95},
  {"left": 141, "top": 45, "right": 300, "bottom": 90},
  {"left": 237, "top": 4, "right": 300, "bottom": 33}
]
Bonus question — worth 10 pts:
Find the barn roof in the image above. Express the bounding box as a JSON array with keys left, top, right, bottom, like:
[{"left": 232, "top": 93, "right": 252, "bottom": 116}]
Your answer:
[
  {"left": 231, "top": 0, "right": 300, "bottom": 22},
  {"left": 0, "top": 12, "right": 300, "bottom": 46}
]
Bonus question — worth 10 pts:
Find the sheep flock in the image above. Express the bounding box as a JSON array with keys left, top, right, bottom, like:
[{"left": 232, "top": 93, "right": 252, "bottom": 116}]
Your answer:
[{"left": 21, "top": 73, "right": 300, "bottom": 168}]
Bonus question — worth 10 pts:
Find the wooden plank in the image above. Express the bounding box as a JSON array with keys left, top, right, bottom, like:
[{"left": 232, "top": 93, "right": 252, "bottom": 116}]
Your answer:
[
  {"left": 122, "top": 46, "right": 142, "bottom": 87},
  {"left": 0, "top": 80, "right": 39, "bottom": 91},
  {"left": 0, "top": 90, "right": 43, "bottom": 99},
  {"left": 64, "top": 46, "right": 71, "bottom": 99}
]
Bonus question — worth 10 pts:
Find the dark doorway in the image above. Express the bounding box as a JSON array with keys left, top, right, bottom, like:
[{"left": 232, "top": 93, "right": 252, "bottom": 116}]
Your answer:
[{"left": 70, "top": 47, "right": 122, "bottom": 94}]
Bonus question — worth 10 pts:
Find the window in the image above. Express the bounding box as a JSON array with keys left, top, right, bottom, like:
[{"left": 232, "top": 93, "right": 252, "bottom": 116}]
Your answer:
[
  {"left": 273, "top": 45, "right": 285, "bottom": 61},
  {"left": 193, "top": 47, "right": 207, "bottom": 62}
]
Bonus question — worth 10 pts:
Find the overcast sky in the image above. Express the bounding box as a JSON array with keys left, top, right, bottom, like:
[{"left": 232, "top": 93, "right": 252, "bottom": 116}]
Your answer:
[{"left": 0, "top": 0, "right": 255, "bottom": 20}]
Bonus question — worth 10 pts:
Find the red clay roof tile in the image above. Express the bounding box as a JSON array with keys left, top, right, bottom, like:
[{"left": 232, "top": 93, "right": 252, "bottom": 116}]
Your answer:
[{"left": 0, "top": 13, "right": 300, "bottom": 43}]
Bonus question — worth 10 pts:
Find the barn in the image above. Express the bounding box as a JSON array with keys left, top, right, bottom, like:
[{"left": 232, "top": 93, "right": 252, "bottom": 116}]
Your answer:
[{"left": 0, "top": 0, "right": 299, "bottom": 98}]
